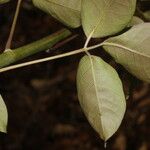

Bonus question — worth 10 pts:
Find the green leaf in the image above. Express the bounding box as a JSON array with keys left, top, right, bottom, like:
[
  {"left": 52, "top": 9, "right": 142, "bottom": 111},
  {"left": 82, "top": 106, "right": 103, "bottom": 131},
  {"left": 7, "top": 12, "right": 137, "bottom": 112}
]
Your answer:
[
  {"left": 128, "top": 16, "right": 144, "bottom": 27},
  {"left": 143, "top": 10, "right": 150, "bottom": 21},
  {"left": 77, "top": 55, "right": 126, "bottom": 141},
  {"left": 103, "top": 23, "right": 150, "bottom": 83},
  {"left": 0, "top": 0, "right": 9, "bottom": 4},
  {"left": 32, "top": 0, "right": 81, "bottom": 28},
  {"left": 0, "top": 95, "right": 8, "bottom": 133},
  {"left": 81, "top": 0, "right": 136, "bottom": 38}
]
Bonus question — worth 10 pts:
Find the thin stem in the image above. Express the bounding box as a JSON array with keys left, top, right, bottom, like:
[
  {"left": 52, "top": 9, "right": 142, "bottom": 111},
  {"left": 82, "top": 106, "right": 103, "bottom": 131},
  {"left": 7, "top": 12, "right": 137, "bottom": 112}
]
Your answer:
[
  {"left": 84, "top": 30, "right": 94, "bottom": 48},
  {"left": 0, "top": 43, "right": 104, "bottom": 73},
  {"left": 0, "top": 48, "right": 84, "bottom": 73},
  {"left": 1, "top": 41, "right": 149, "bottom": 73},
  {"left": 83, "top": 30, "right": 94, "bottom": 56},
  {"left": 5, "top": 0, "right": 22, "bottom": 50}
]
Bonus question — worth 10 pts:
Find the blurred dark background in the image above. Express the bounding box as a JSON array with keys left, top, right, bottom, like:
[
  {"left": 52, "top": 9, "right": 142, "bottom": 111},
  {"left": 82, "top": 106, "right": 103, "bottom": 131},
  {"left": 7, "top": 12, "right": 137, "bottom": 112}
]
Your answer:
[{"left": 0, "top": 0, "right": 149, "bottom": 149}]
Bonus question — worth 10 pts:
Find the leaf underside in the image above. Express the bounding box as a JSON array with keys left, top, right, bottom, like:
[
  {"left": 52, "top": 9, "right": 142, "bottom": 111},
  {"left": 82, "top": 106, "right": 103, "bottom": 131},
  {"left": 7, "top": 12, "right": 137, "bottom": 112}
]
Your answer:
[
  {"left": 32, "top": 0, "right": 81, "bottom": 28},
  {"left": 128, "top": 16, "right": 144, "bottom": 27},
  {"left": 81, "top": 0, "right": 136, "bottom": 38},
  {"left": 0, "top": 95, "right": 8, "bottom": 133},
  {"left": 77, "top": 55, "right": 126, "bottom": 141},
  {"left": 103, "top": 23, "right": 150, "bottom": 83}
]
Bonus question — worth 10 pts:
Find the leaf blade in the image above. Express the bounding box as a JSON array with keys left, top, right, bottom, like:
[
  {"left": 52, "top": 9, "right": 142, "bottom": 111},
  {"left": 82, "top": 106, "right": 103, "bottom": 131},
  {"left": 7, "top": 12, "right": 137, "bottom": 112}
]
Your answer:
[
  {"left": 103, "top": 23, "right": 150, "bottom": 82},
  {"left": 77, "top": 55, "right": 126, "bottom": 140},
  {"left": 81, "top": 0, "right": 136, "bottom": 38},
  {"left": 32, "top": 0, "right": 81, "bottom": 28},
  {"left": 127, "top": 16, "right": 144, "bottom": 27},
  {"left": 0, "top": 95, "right": 8, "bottom": 133}
]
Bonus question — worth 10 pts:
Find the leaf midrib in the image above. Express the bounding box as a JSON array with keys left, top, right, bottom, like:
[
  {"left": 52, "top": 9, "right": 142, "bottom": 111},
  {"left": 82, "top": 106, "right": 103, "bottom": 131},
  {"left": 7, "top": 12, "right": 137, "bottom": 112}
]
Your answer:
[
  {"left": 103, "top": 42, "right": 150, "bottom": 59},
  {"left": 89, "top": 56, "right": 105, "bottom": 140},
  {"left": 92, "top": 0, "right": 113, "bottom": 33}
]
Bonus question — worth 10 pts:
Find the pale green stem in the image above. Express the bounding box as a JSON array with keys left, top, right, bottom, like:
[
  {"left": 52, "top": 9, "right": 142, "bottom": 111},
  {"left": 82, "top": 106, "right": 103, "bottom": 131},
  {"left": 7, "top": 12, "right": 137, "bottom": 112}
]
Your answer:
[
  {"left": 1, "top": 41, "right": 149, "bottom": 73},
  {"left": 83, "top": 30, "right": 95, "bottom": 56},
  {"left": 0, "top": 0, "right": 10, "bottom": 4},
  {"left": 0, "top": 44, "right": 103, "bottom": 73},
  {"left": 0, "top": 48, "right": 86, "bottom": 73},
  {"left": 5, "top": 0, "right": 23, "bottom": 50},
  {"left": 84, "top": 30, "right": 95, "bottom": 48}
]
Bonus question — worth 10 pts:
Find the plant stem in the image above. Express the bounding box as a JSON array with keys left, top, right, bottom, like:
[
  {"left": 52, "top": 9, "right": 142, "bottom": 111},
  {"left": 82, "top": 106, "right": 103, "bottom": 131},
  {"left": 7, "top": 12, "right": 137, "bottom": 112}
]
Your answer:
[
  {"left": 5, "top": 0, "right": 22, "bottom": 50},
  {"left": 0, "top": 48, "right": 85, "bottom": 73},
  {"left": 0, "top": 0, "right": 10, "bottom": 4},
  {"left": 0, "top": 43, "right": 104, "bottom": 73},
  {"left": 84, "top": 30, "right": 94, "bottom": 48},
  {"left": 83, "top": 30, "right": 95, "bottom": 56},
  {"left": 0, "top": 29, "right": 71, "bottom": 68},
  {"left": 1, "top": 40, "right": 148, "bottom": 73}
]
